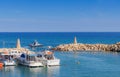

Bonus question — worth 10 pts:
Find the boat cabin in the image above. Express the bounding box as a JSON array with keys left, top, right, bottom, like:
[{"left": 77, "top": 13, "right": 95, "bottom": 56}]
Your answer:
[
  {"left": 20, "top": 54, "right": 37, "bottom": 61},
  {"left": 0, "top": 52, "right": 14, "bottom": 61},
  {"left": 37, "top": 51, "right": 54, "bottom": 60}
]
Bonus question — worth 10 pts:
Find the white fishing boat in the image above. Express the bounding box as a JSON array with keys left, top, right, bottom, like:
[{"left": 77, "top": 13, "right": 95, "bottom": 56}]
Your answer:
[
  {"left": 37, "top": 50, "right": 60, "bottom": 66},
  {"left": 18, "top": 53, "right": 44, "bottom": 67},
  {"left": 29, "top": 40, "right": 43, "bottom": 47},
  {"left": 0, "top": 52, "right": 16, "bottom": 66}
]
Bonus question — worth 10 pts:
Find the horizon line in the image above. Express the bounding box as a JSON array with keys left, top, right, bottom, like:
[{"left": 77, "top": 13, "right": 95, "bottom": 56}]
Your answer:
[{"left": 0, "top": 31, "right": 119, "bottom": 33}]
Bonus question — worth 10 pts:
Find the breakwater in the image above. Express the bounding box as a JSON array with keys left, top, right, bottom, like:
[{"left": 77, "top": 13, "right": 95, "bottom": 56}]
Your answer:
[
  {"left": 52, "top": 42, "right": 120, "bottom": 52},
  {"left": 52, "top": 37, "right": 120, "bottom": 52}
]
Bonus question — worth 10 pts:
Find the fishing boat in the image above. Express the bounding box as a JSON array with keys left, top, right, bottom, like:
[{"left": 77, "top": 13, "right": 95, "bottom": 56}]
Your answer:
[
  {"left": 29, "top": 40, "right": 43, "bottom": 47},
  {"left": 17, "top": 53, "right": 44, "bottom": 67},
  {"left": 0, "top": 52, "right": 16, "bottom": 66},
  {"left": 37, "top": 50, "right": 60, "bottom": 66}
]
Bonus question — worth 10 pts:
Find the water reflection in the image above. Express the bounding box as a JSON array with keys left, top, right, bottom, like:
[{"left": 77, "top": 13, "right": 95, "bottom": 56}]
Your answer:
[
  {"left": 0, "top": 67, "right": 3, "bottom": 70},
  {"left": 0, "top": 65, "right": 60, "bottom": 77},
  {"left": 47, "top": 66, "right": 60, "bottom": 77},
  {"left": 28, "top": 67, "right": 44, "bottom": 73},
  {"left": 3, "top": 66, "right": 16, "bottom": 72},
  {"left": 0, "top": 66, "right": 16, "bottom": 77}
]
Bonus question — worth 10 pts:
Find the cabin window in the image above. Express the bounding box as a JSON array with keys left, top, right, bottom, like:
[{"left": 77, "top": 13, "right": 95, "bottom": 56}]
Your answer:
[
  {"left": 37, "top": 54, "right": 42, "bottom": 58},
  {"left": 44, "top": 54, "right": 54, "bottom": 60}
]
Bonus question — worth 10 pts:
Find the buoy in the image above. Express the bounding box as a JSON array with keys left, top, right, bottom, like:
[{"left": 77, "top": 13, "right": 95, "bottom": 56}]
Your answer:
[{"left": 77, "top": 61, "right": 80, "bottom": 64}]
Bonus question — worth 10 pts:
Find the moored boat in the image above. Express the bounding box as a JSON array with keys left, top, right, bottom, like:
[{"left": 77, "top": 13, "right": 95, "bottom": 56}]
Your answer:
[
  {"left": 17, "top": 53, "right": 44, "bottom": 67},
  {"left": 37, "top": 50, "right": 60, "bottom": 66},
  {"left": 0, "top": 52, "right": 16, "bottom": 66}
]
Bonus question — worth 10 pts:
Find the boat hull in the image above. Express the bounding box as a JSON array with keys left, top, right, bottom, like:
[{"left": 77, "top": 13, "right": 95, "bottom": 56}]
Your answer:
[
  {"left": 42, "top": 59, "right": 60, "bottom": 66},
  {"left": 3, "top": 61, "right": 16, "bottom": 66},
  {"left": 18, "top": 60, "right": 44, "bottom": 67}
]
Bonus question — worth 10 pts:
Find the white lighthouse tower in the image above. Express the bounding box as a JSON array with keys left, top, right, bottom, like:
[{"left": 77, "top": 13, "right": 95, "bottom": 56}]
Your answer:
[
  {"left": 16, "top": 38, "right": 21, "bottom": 49},
  {"left": 74, "top": 36, "right": 77, "bottom": 44}
]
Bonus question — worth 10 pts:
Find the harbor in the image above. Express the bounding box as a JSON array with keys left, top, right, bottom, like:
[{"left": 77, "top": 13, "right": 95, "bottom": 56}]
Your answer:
[
  {"left": 0, "top": 35, "right": 120, "bottom": 68},
  {"left": 0, "top": 33, "right": 120, "bottom": 77},
  {"left": 0, "top": 32, "right": 120, "bottom": 77},
  {"left": 1, "top": 0, "right": 120, "bottom": 76},
  {"left": 0, "top": 38, "right": 60, "bottom": 67}
]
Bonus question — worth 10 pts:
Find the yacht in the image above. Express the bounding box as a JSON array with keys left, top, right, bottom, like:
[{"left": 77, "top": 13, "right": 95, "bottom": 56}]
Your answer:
[
  {"left": 29, "top": 40, "right": 43, "bottom": 47},
  {"left": 37, "top": 50, "right": 60, "bottom": 66},
  {"left": 17, "top": 53, "right": 44, "bottom": 67}
]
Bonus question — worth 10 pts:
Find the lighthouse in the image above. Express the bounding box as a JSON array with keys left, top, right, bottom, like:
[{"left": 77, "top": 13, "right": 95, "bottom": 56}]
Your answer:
[
  {"left": 74, "top": 36, "right": 77, "bottom": 44},
  {"left": 16, "top": 38, "right": 21, "bottom": 49}
]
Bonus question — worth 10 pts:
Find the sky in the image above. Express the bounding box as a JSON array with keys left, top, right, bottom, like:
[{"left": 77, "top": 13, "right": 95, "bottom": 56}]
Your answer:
[{"left": 0, "top": 0, "right": 120, "bottom": 32}]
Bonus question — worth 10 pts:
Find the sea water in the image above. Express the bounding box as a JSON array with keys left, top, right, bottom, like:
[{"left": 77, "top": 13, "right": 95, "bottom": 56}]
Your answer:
[{"left": 0, "top": 32, "right": 120, "bottom": 77}]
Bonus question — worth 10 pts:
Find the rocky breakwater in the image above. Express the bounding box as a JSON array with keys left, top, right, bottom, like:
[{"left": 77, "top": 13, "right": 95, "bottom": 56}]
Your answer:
[
  {"left": 52, "top": 37, "right": 120, "bottom": 52},
  {"left": 52, "top": 42, "right": 120, "bottom": 52}
]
